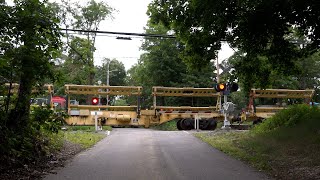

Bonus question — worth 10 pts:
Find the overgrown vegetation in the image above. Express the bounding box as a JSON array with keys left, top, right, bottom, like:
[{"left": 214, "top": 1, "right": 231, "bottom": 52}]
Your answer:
[
  {"left": 0, "top": 0, "right": 115, "bottom": 171},
  {"left": 195, "top": 105, "right": 320, "bottom": 179},
  {"left": 0, "top": 107, "right": 65, "bottom": 170}
]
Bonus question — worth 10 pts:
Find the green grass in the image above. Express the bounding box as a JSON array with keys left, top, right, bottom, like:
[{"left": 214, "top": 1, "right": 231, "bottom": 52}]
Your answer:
[
  {"left": 46, "top": 131, "right": 64, "bottom": 152},
  {"left": 63, "top": 131, "right": 106, "bottom": 149},
  {"left": 195, "top": 104, "right": 320, "bottom": 179},
  {"left": 151, "top": 120, "right": 178, "bottom": 131},
  {"left": 195, "top": 132, "right": 271, "bottom": 171},
  {"left": 67, "top": 125, "right": 112, "bottom": 132}
]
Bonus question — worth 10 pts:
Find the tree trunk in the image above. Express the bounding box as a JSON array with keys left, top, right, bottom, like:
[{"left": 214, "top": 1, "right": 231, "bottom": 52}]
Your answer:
[
  {"left": 8, "top": 76, "right": 33, "bottom": 130},
  {"left": 8, "top": 44, "right": 35, "bottom": 130}
]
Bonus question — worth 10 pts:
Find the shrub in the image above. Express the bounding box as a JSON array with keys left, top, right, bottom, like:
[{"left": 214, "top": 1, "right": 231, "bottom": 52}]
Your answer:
[
  {"left": 0, "top": 106, "right": 66, "bottom": 168},
  {"left": 253, "top": 104, "right": 320, "bottom": 134}
]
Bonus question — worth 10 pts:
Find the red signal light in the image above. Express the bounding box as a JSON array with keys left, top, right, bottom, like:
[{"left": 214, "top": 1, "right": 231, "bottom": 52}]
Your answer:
[{"left": 92, "top": 97, "right": 99, "bottom": 105}]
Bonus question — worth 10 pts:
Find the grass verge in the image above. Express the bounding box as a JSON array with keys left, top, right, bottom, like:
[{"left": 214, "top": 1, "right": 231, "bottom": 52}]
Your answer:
[
  {"left": 195, "top": 105, "right": 320, "bottom": 179},
  {"left": 195, "top": 131, "right": 271, "bottom": 171},
  {"left": 67, "top": 125, "right": 112, "bottom": 131},
  {"left": 63, "top": 131, "right": 106, "bottom": 149}
]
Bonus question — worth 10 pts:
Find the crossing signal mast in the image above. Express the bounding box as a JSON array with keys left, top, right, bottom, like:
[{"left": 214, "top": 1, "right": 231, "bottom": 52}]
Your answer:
[{"left": 214, "top": 82, "right": 239, "bottom": 128}]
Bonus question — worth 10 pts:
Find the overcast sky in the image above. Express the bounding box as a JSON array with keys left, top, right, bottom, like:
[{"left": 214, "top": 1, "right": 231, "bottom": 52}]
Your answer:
[
  {"left": 53, "top": 0, "right": 235, "bottom": 70},
  {"left": 93, "top": 0, "right": 151, "bottom": 70},
  {"left": 96, "top": 0, "right": 235, "bottom": 70}
]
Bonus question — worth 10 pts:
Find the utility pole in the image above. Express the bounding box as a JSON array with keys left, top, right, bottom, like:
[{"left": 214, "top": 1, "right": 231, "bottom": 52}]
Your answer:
[
  {"left": 97, "top": 80, "right": 102, "bottom": 106},
  {"left": 216, "top": 53, "right": 220, "bottom": 83},
  {"left": 106, "top": 59, "right": 110, "bottom": 106},
  {"left": 216, "top": 53, "right": 222, "bottom": 111}
]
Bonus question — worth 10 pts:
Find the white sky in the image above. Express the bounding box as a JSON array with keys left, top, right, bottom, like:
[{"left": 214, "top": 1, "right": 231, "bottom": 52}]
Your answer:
[
  {"left": 52, "top": 0, "right": 235, "bottom": 70},
  {"left": 95, "top": 0, "right": 235, "bottom": 70},
  {"left": 93, "top": 0, "right": 151, "bottom": 70}
]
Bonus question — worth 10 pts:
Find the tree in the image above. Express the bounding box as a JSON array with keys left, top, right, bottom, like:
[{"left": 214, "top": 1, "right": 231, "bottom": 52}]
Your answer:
[
  {"left": 0, "top": 0, "right": 63, "bottom": 167},
  {"left": 61, "top": 0, "right": 114, "bottom": 85},
  {"left": 127, "top": 22, "right": 216, "bottom": 108},
  {"left": 95, "top": 58, "right": 126, "bottom": 86},
  {"left": 0, "top": 0, "right": 62, "bottom": 129},
  {"left": 147, "top": 0, "right": 320, "bottom": 91}
]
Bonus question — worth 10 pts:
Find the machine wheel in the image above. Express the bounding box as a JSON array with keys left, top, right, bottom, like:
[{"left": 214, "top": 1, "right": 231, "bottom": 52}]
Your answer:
[
  {"left": 207, "top": 119, "right": 217, "bottom": 130},
  {"left": 179, "top": 119, "right": 192, "bottom": 130},
  {"left": 176, "top": 120, "right": 183, "bottom": 130},
  {"left": 253, "top": 119, "right": 263, "bottom": 125},
  {"left": 185, "top": 118, "right": 194, "bottom": 129},
  {"left": 199, "top": 120, "right": 210, "bottom": 130}
]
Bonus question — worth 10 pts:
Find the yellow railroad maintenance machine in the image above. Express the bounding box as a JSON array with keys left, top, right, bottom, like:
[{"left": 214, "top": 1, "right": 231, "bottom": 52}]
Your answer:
[
  {"left": 3, "top": 83, "right": 315, "bottom": 130},
  {"left": 4, "top": 83, "right": 54, "bottom": 109},
  {"left": 240, "top": 88, "right": 315, "bottom": 124},
  {"left": 64, "top": 84, "right": 224, "bottom": 130}
]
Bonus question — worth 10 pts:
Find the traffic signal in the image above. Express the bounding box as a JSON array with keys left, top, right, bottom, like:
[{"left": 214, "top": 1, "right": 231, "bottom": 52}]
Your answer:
[
  {"left": 215, "top": 83, "right": 227, "bottom": 92},
  {"left": 91, "top": 97, "right": 99, "bottom": 105}
]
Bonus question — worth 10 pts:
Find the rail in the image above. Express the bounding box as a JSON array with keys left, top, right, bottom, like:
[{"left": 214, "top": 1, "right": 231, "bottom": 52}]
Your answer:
[
  {"left": 69, "top": 105, "right": 137, "bottom": 111},
  {"left": 65, "top": 84, "right": 142, "bottom": 96},
  {"left": 152, "top": 86, "right": 219, "bottom": 97},
  {"left": 5, "top": 83, "right": 54, "bottom": 94},
  {"left": 152, "top": 86, "right": 221, "bottom": 111},
  {"left": 251, "top": 89, "right": 314, "bottom": 99},
  {"left": 247, "top": 89, "right": 315, "bottom": 118}
]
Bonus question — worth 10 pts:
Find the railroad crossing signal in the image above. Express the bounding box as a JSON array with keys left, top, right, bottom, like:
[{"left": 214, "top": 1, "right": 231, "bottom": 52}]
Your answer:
[
  {"left": 215, "top": 82, "right": 239, "bottom": 95},
  {"left": 215, "top": 83, "right": 226, "bottom": 92},
  {"left": 92, "top": 97, "right": 99, "bottom": 105}
]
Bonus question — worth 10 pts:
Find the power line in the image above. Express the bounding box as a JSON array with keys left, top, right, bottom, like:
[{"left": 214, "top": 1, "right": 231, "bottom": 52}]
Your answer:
[{"left": 61, "top": 28, "right": 176, "bottom": 39}]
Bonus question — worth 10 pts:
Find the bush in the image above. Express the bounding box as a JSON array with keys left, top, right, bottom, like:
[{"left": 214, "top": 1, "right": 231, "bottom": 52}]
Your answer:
[
  {"left": 253, "top": 104, "right": 320, "bottom": 134},
  {"left": 0, "top": 106, "right": 66, "bottom": 168}
]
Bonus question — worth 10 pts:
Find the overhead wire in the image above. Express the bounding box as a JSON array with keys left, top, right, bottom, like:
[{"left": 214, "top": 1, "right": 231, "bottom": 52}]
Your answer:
[{"left": 61, "top": 28, "right": 176, "bottom": 39}]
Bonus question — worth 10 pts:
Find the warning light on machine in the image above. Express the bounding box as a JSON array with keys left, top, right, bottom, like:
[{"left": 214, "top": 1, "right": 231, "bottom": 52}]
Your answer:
[{"left": 92, "top": 97, "right": 99, "bottom": 105}]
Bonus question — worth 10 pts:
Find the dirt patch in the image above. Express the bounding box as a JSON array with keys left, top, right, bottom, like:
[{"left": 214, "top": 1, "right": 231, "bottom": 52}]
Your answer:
[{"left": 0, "top": 140, "right": 84, "bottom": 180}]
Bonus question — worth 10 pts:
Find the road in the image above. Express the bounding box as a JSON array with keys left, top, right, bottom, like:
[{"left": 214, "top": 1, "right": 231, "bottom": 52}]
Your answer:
[{"left": 44, "top": 128, "right": 270, "bottom": 180}]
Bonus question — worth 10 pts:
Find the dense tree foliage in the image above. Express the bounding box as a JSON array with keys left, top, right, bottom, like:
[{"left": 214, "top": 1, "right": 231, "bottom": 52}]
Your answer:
[
  {"left": 0, "top": 0, "right": 62, "bottom": 128},
  {"left": 95, "top": 58, "right": 126, "bottom": 86},
  {"left": 127, "top": 22, "right": 216, "bottom": 108},
  {"left": 0, "top": 0, "right": 63, "bottom": 168},
  {"left": 60, "top": 0, "right": 113, "bottom": 85},
  {"left": 147, "top": 0, "right": 320, "bottom": 91}
]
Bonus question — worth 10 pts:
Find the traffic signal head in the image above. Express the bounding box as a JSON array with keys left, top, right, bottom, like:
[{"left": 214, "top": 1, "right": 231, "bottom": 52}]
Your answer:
[
  {"left": 92, "top": 97, "right": 99, "bottom": 105},
  {"left": 215, "top": 83, "right": 226, "bottom": 92}
]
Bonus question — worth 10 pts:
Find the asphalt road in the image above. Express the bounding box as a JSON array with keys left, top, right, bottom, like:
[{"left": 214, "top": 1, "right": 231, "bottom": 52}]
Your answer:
[{"left": 44, "top": 128, "right": 270, "bottom": 180}]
